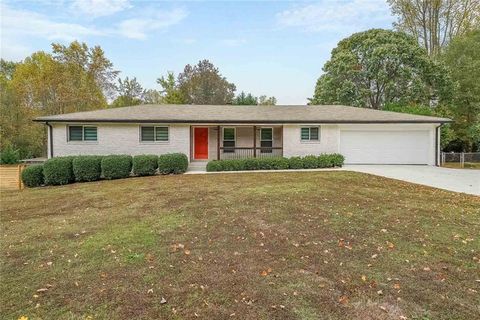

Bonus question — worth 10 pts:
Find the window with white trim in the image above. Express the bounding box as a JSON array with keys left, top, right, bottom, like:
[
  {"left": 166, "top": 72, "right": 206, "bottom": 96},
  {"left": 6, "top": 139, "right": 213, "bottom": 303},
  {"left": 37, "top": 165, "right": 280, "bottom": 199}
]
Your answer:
[
  {"left": 141, "top": 126, "right": 169, "bottom": 142},
  {"left": 260, "top": 128, "right": 273, "bottom": 153},
  {"left": 223, "top": 127, "right": 235, "bottom": 153},
  {"left": 300, "top": 127, "right": 319, "bottom": 141},
  {"left": 68, "top": 125, "right": 97, "bottom": 141}
]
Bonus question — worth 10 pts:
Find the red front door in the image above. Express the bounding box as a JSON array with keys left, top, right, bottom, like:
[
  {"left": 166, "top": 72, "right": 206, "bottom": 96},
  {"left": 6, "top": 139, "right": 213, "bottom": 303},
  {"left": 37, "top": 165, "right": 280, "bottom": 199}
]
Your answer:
[{"left": 194, "top": 127, "right": 209, "bottom": 160}]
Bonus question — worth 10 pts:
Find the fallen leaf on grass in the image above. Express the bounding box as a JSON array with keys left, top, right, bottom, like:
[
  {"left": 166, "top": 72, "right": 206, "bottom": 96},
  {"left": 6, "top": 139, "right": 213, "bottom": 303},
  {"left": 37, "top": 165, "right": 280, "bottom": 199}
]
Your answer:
[
  {"left": 260, "top": 268, "right": 273, "bottom": 276},
  {"left": 338, "top": 295, "right": 349, "bottom": 304},
  {"left": 386, "top": 241, "right": 395, "bottom": 250}
]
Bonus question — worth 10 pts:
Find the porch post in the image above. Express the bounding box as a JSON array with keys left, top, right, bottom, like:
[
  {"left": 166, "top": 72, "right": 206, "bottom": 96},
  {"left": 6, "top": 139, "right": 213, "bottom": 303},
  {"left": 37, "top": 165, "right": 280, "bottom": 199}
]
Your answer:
[
  {"left": 217, "top": 125, "right": 220, "bottom": 160},
  {"left": 253, "top": 125, "right": 257, "bottom": 158}
]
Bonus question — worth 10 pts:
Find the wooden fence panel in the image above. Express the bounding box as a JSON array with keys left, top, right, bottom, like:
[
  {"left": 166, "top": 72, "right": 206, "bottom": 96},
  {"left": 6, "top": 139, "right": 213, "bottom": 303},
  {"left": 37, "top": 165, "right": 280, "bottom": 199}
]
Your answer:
[{"left": 0, "top": 165, "right": 26, "bottom": 191}]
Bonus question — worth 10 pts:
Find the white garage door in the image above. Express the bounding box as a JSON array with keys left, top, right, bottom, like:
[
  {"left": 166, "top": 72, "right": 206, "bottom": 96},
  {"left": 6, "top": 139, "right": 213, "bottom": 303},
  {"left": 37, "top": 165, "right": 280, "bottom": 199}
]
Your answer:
[{"left": 340, "top": 130, "right": 430, "bottom": 164}]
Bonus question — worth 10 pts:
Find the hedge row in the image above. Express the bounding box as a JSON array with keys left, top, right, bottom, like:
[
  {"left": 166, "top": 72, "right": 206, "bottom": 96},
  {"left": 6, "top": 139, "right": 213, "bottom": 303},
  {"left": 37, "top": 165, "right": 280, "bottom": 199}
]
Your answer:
[
  {"left": 21, "top": 153, "right": 188, "bottom": 187},
  {"left": 206, "top": 154, "right": 344, "bottom": 172}
]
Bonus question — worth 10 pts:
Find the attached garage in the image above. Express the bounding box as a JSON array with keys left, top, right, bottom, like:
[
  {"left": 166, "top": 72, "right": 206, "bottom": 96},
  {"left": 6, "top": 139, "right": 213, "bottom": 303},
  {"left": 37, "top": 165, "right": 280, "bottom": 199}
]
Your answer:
[{"left": 339, "top": 128, "right": 433, "bottom": 165}]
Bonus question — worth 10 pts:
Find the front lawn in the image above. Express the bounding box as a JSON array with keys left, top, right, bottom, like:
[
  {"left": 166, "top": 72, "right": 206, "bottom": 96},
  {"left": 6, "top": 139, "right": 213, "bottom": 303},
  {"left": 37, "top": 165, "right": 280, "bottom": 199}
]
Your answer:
[{"left": 1, "top": 172, "right": 479, "bottom": 319}]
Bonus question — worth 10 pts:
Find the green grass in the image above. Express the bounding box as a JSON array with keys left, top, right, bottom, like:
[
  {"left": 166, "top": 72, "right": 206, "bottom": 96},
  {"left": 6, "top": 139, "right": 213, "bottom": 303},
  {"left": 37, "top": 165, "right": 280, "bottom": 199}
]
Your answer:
[
  {"left": 1, "top": 172, "right": 479, "bottom": 319},
  {"left": 442, "top": 162, "right": 480, "bottom": 169}
]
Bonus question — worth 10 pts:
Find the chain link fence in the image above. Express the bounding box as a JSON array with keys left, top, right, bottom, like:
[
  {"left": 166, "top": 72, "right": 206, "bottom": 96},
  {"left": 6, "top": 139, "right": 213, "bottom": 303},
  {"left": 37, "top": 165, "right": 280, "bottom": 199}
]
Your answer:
[{"left": 441, "top": 152, "right": 480, "bottom": 169}]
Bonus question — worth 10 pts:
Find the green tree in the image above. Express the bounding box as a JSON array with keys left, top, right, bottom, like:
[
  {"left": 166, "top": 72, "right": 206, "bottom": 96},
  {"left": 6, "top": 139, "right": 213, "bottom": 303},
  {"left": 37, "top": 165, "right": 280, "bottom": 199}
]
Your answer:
[
  {"left": 52, "top": 41, "right": 119, "bottom": 98},
  {"left": 177, "top": 60, "right": 236, "bottom": 104},
  {"left": 233, "top": 91, "right": 258, "bottom": 105},
  {"left": 258, "top": 95, "right": 277, "bottom": 105},
  {"left": 1, "top": 42, "right": 117, "bottom": 158},
  {"left": 111, "top": 77, "right": 145, "bottom": 108},
  {"left": 143, "top": 89, "right": 163, "bottom": 104},
  {"left": 310, "top": 29, "right": 451, "bottom": 110},
  {"left": 384, "top": 102, "right": 455, "bottom": 148},
  {"left": 5, "top": 52, "right": 68, "bottom": 157},
  {"left": 388, "top": 0, "right": 480, "bottom": 56},
  {"left": 442, "top": 30, "right": 480, "bottom": 151},
  {"left": 157, "top": 72, "right": 185, "bottom": 104}
]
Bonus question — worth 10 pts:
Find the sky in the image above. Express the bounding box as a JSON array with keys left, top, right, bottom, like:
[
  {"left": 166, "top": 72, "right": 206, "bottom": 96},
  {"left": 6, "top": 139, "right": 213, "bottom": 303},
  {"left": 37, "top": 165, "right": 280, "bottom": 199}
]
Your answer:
[{"left": 1, "top": 0, "right": 395, "bottom": 104}]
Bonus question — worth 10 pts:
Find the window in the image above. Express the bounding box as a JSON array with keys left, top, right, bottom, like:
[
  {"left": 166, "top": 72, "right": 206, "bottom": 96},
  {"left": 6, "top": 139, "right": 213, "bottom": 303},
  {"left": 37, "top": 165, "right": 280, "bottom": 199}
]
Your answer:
[
  {"left": 260, "top": 128, "right": 273, "bottom": 153},
  {"left": 141, "top": 126, "right": 169, "bottom": 142},
  {"left": 223, "top": 127, "right": 235, "bottom": 153},
  {"left": 68, "top": 125, "right": 97, "bottom": 142},
  {"left": 301, "top": 127, "right": 319, "bottom": 141}
]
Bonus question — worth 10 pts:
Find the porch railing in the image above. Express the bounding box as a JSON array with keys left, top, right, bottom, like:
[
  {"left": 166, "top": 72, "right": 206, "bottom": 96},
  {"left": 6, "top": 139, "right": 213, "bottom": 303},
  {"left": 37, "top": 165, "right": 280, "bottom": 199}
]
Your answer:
[{"left": 219, "top": 147, "right": 283, "bottom": 160}]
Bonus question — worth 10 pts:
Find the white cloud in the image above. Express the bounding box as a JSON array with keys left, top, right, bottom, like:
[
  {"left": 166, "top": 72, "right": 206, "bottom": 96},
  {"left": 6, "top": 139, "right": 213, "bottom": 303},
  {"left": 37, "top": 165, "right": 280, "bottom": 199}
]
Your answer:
[
  {"left": 0, "top": 36, "right": 31, "bottom": 61},
  {"left": 117, "top": 8, "right": 188, "bottom": 40},
  {"left": 276, "top": 0, "right": 393, "bottom": 33},
  {"left": 71, "top": 0, "right": 131, "bottom": 18},
  {"left": 1, "top": 4, "right": 103, "bottom": 41}
]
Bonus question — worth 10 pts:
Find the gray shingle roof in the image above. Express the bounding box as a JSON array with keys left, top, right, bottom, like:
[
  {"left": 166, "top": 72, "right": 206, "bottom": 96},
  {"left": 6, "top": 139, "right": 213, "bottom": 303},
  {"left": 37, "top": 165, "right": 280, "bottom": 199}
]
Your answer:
[{"left": 34, "top": 104, "right": 451, "bottom": 124}]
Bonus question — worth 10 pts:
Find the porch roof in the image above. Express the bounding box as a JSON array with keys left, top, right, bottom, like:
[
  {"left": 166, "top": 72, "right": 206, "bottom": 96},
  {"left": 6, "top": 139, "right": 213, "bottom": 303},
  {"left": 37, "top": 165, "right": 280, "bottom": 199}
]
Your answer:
[{"left": 35, "top": 104, "right": 451, "bottom": 124}]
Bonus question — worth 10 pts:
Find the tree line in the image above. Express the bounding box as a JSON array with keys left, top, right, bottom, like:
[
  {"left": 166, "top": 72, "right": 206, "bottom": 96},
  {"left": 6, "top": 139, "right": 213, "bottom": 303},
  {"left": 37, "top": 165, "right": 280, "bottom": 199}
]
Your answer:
[
  {"left": 311, "top": 0, "right": 480, "bottom": 152},
  {"left": 1, "top": 47, "right": 276, "bottom": 158}
]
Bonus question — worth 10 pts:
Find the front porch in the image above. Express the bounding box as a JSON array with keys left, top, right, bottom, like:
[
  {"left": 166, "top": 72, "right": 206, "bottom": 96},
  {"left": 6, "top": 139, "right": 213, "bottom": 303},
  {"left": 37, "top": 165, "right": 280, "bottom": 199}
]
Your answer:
[{"left": 190, "top": 125, "right": 283, "bottom": 161}]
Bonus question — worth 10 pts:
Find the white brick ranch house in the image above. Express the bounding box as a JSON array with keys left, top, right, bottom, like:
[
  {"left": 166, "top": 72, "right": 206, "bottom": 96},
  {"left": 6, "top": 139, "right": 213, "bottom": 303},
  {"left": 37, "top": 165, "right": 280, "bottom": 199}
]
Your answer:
[{"left": 34, "top": 104, "right": 451, "bottom": 166}]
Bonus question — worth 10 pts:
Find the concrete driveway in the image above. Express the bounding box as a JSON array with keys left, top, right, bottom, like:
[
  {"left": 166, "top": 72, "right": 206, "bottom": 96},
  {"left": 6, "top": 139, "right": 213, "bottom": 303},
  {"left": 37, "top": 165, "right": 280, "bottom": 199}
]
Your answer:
[{"left": 345, "top": 165, "right": 480, "bottom": 196}]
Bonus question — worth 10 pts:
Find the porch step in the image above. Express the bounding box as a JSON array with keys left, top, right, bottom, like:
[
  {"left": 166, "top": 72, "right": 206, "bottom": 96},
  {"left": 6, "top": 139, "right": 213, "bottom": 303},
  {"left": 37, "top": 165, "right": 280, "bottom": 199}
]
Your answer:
[{"left": 187, "top": 161, "right": 208, "bottom": 173}]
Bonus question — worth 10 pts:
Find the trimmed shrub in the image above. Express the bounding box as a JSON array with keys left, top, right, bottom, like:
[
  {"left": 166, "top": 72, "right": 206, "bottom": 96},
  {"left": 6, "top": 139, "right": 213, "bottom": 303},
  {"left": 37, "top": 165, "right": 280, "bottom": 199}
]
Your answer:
[
  {"left": 330, "top": 153, "right": 345, "bottom": 167},
  {"left": 0, "top": 145, "right": 20, "bottom": 164},
  {"left": 206, "top": 160, "right": 224, "bottom": 172},
  {"left": 206, "top": 153, "right": 345, "bottom": 172},
  {"left": 256, "top": 157, "right": 289, "bottom": 170},
  {"left": 73, "top": 156, "right": 103, "bottom": 182},
  {"left": 270, "top": 157, "right": 289, "bottom": 170},
  {"left": 133, "top": 155, "right": 159, "bottom": 176},
  {"left": 101, "top": 155, "right": 132, "bottom": 180},
  {"left": 158, "top": 153, "right": 188, "bottom": 174},
  {"left": 243, "top": 158, "right": 260, "bottom": 170},
  {"left": 288, "top": 156, "right": 303, "bottom": 169},
  {"left": 317, "top": 154, "right": 331, "bottom": 168},
  {"left": 302, "top": 155, "right": 318, "bottom": 169},
  {"left": 43, "top": 157, "right": 74, "bottom": 185},
  {"left": 21, "top": 165, "right": 44, "bottom": 187}
]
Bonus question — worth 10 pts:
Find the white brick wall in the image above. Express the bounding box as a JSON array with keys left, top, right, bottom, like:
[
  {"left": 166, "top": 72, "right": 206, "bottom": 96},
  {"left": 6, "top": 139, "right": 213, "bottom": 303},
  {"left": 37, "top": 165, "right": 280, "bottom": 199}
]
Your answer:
[
  {"left": 50, "top": 122, "right": 438, "bottom": 165},
  {"left": 283, "top": 124, "right": 339, "bottom": 157},
  {"left": 51, "top": 123, "right": 190, "bottom": 159}
]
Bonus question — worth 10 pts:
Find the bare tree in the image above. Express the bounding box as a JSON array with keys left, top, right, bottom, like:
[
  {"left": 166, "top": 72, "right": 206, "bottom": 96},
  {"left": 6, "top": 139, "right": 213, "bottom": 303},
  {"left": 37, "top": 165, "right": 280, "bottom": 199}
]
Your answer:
[{"left": 388, "top": 0, "right": 480, "bottom": 56}]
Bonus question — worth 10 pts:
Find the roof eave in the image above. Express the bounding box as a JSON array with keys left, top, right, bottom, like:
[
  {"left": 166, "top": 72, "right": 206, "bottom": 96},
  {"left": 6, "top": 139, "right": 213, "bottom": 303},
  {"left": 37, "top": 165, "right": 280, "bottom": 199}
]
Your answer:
[{"left": 33, "top": 119, "right": 452, "bottom": 124}]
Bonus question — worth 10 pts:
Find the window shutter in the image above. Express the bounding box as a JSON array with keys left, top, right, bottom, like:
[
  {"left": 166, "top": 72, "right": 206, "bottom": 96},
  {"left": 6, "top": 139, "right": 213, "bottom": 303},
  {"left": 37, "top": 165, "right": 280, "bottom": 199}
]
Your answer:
[
  {"left": 141, "top": 127, "right": 155, "bottom": 141},
  {"left": 69, "top": 126, "right": 83, "bottom": 141},
  {"left": 155, "top": 127, "right": 169, "bottom": 141},
  {"left": 310, "top": 127, "right": 319, "bottom": 140},
  {"left": 261, "top": 128, "right": 272, "bottom": 141},
  {"left": 301, "top": 128, "right": 310, "bottom": 140},
  {"left": 223, "top": 128, "right": 235, "bottom": 141},
  {"left": 83, "top": 127, "right": 97, "bottom": 141}
]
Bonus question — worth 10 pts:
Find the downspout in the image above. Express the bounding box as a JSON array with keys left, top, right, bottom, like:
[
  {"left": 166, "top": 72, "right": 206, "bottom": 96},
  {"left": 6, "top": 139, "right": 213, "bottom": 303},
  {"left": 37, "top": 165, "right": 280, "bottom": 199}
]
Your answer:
[
  {"left": 435, "top": 124, "right": 443, "bottom": 166},
  {"left": 46, "top": 122, "right": 53, "bottom": 158}
]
